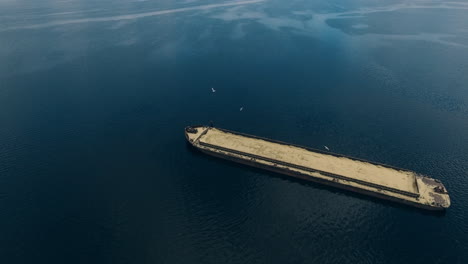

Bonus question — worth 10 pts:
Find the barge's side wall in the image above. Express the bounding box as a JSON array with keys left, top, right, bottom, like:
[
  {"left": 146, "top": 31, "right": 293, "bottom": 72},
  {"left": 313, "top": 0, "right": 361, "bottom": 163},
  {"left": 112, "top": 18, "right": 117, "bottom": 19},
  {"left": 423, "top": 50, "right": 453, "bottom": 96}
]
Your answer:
[{"left": 197, "top": 147, "right": 441, "bottom": 211}]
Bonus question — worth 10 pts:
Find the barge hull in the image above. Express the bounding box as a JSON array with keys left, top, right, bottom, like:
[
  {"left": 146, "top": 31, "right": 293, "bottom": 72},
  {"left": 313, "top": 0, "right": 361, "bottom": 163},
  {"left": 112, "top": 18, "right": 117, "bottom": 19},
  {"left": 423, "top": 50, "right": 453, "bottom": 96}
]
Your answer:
[
  {"left": 199, "top": 148, "right": 440, "bottom": 210},
  {"left": 185, "top": 126, "right": 450, "bottom": 210}
]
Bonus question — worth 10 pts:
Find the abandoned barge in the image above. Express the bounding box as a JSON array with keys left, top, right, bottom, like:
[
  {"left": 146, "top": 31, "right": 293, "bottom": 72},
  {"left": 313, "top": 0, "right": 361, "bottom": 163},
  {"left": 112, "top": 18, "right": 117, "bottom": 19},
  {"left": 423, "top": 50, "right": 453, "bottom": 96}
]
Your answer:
[{"left": 185, "top": 125, "right": 450, "bottom": 210}]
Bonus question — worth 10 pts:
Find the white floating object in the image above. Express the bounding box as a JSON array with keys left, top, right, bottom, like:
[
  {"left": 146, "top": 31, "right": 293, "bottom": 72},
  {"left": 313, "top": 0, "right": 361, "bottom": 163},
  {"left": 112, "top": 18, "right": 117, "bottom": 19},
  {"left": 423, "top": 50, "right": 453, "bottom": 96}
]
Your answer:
[
  {"left": 324, "top": 146, "right": 329, "bottom": 151},
  {"left": 240, "top": 107, "right": 243, "bottom": 111},
  {"left": 211, "top": 87, "right": 216, "bottom": 93}
]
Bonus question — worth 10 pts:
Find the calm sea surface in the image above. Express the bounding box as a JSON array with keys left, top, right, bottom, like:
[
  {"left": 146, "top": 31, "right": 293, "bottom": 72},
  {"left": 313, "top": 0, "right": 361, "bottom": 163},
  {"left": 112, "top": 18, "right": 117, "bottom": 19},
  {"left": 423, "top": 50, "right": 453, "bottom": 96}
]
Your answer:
[{"left": 1, "top": 0, "right": 468, "bottom": 263}]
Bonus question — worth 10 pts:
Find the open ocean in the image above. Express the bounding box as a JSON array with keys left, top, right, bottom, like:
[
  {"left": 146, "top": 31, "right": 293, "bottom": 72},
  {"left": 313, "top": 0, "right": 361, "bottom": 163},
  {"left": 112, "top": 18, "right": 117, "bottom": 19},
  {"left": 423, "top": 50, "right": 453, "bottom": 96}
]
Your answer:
[{"left": 1, "top": 0, "right": 468, "bottom": 263}]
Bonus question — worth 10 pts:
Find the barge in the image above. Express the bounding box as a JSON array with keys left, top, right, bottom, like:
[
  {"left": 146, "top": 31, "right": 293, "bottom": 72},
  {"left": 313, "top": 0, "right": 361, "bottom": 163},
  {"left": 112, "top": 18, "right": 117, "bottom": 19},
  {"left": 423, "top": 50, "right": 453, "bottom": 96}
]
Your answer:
[{"left": 185, "top": 125, "right": 450, "bottom": 210}]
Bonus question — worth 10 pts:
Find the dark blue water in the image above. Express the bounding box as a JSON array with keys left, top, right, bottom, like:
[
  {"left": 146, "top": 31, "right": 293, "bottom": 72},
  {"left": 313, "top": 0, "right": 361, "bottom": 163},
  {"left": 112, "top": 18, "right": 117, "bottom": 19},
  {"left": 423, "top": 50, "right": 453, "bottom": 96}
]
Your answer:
[{"left": 1, "top": 0, "right": 468, "bottom": 263}]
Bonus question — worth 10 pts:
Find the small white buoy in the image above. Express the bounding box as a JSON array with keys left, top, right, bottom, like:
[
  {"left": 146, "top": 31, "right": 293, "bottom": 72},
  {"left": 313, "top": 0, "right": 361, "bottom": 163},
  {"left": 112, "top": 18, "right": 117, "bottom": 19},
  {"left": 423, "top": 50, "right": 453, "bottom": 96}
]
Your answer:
[
  {"left": 240, "top": 106, "right": 243, "bottom": 111},
  {"left": 211, "top": 87, "right": 216, "bottom": 93},
  {"left": 324, "top": 146, "right": 329, "bottom": 151}
]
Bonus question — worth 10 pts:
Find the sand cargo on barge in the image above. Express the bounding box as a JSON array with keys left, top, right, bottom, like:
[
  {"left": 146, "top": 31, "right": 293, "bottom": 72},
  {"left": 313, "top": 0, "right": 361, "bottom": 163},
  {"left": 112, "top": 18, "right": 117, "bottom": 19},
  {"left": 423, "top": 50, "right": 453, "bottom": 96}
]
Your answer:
[{"left": 185, "top": 125, "right": 450, "bottom": 210}]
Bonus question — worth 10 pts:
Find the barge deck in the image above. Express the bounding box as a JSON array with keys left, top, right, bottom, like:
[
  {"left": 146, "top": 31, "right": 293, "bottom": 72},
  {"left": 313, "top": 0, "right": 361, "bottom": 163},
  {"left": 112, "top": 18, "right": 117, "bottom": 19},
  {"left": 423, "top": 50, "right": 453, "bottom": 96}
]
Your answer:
[{"left": 185, "top": 126, "right": 450, "bottom": 210}]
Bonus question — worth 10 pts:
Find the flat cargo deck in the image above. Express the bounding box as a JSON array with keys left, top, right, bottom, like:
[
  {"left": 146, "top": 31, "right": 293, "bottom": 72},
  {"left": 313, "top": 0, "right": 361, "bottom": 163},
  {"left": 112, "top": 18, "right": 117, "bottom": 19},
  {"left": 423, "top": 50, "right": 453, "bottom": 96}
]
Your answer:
[
  {"left": 185, "top": 126, "right": 450, "bottom": 210},
  {"left": 201, "top": 128, "right": 418, "bottom": 195}
]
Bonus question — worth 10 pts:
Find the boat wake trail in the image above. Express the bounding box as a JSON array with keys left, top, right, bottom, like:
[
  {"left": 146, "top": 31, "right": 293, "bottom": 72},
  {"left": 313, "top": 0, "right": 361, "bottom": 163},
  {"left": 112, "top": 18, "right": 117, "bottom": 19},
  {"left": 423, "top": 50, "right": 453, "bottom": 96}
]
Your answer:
[{"left": 3, "top": 0, "right": 266, "bottom": 31}]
